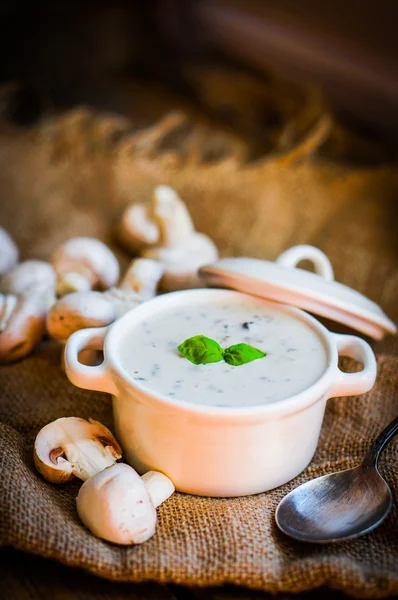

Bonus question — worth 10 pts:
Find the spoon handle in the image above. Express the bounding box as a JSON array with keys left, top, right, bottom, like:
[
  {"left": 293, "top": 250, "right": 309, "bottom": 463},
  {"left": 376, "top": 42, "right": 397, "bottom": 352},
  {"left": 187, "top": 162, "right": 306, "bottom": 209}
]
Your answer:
[{"left": 362, "top": 416, "right": 398, "bottom": 468}]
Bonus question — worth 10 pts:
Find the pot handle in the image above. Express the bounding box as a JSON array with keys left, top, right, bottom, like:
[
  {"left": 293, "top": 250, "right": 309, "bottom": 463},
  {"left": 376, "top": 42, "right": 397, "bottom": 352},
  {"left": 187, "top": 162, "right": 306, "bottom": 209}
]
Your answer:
[
  {"left": 276, "top": 245, "right": 334, "bottom": 281},
  {"left": 64, "top": 327, "right": 117, "bottom": 395},
  {"left": 329, "top": 333, "right": 377, "bottom": 398}
]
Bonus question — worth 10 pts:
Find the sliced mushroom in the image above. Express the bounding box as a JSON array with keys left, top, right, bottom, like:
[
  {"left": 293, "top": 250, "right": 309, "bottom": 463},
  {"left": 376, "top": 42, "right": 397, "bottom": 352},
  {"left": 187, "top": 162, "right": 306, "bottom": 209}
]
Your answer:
[
  {"left": 34, "top": 417, "right": 122, "bottom": 483},
  {"left": 0, "top": 227, "right": 19, "bottom": 276},
  {"left": 52, "top": 237, "right": 120, "bottom": 297}
]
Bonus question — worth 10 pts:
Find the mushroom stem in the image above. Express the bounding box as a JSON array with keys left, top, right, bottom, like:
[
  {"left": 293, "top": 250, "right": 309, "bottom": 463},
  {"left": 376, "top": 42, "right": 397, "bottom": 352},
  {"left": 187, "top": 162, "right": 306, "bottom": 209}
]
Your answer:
[
  {"left": 150, "top": 185, "right": 194, "bottom": 248},
  {"left": 65, "top": 438, "right": 119, "bottom": 481},
  {"left": 56, "top": 271, "right": 92, "bottom": 296},
  {"left": 141, "top": 470, "right": 175, "bottom": 508},
  {"left": 119, "top": 258, "right": 164, "bottom": 299}
]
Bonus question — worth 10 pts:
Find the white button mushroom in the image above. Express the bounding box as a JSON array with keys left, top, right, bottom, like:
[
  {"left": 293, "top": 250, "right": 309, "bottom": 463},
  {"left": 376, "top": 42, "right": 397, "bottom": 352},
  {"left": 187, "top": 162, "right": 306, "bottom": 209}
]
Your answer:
[
  {"left": 118, "top": 186, "right": 218, "bottom": 291},
  {"left": 0, "top": 227, "right": 19, "bottom": 276},
  {"left": 51, "top": 237, "right": 120, "bottom": 297},
  {"left": 46, "top": 291, "right": 117, "bottom": 344},
  {"left": 34, "top": 417, "right": 175, "bottom": 545},
  {"left": 149, "top": 185, "right": 195, "bottom": 247},
  {"left": 76, "top": 464, "right": 175, "bottom": 544},
  {"left": 46, "top": 258, "right": 163, "bottom": 345},
  {"left": 142, "top": 186, "right": 219, "bottom": 291},
  {"left": 76, "top": 463, "right": 157, "bottom": 545},
  {"left": 0, "top": 260, "right": 56, "bottom": 363},
  {"left": 34, "top": 417, "right": 122, "bottom": 483},
  {"left": 103, "top": 258, "right": 164, "bottom": 317},
  {"left": 46, "top": 291, "right": 117, "bottom": 367},
  {"left": 118, "top": 185, "right": 194, "bottom": 255},
  {"left": 0, "top": 259, "right": 56, "bottom": 308},
  {"left": 0, "top": 292, "right": 49, "bottom": 363}
]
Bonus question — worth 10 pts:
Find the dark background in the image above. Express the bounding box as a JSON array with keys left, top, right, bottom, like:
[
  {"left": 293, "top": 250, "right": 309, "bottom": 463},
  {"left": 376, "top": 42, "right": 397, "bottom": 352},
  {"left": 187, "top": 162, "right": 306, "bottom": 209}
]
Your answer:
[{"left": 0, "top": 0, "right": 397, "bottom": 140}]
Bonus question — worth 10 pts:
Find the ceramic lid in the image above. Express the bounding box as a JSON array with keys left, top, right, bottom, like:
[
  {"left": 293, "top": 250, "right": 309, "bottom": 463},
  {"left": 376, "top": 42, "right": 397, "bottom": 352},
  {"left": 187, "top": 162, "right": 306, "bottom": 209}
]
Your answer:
[{"left": 199, "top": 245, "right": 396, "bottom": 340}]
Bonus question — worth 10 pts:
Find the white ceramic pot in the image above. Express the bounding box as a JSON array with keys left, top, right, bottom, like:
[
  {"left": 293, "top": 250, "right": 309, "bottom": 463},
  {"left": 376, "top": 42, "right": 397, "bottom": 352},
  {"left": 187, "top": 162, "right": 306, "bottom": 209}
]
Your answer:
[{"left": 65, "top": 289, "right": 377, "bottom": 497}]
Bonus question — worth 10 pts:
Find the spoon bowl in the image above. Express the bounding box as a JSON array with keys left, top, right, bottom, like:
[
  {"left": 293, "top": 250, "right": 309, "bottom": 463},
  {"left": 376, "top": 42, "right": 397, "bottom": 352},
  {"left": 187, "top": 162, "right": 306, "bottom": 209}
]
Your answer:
[
  {"left": 276, "top": 465, "right": 392, "bottom": 543},
  {"left": 276, "top": 416, "right": 398, "bottom": 543}
]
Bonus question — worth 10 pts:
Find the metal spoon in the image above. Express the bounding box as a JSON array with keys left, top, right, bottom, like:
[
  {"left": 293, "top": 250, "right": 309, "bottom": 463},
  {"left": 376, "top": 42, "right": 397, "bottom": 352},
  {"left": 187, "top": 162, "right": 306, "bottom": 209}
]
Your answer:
[{"left": 275, "top": 416, "right": 398, "bottom": 543}]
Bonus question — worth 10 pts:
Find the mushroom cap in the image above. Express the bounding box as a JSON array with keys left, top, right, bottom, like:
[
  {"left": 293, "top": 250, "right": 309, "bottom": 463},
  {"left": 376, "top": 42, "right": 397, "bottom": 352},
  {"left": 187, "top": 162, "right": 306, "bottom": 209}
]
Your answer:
[
  {"left": 46, "top": 291, "right": 116, "bottom": 343},
  {"left": 34, "top": 417, "right": 122, "bottom": 484},
  {"left": 142, "top": 232, "right": 219, "bottom": 291},
  {"left": 76, "top": 463, "right": 157, "bottom": 544},
  {"left": 0, "top": 227, "right": 19, "bottom": 276},
  {"left": 118, "top": 203, "right": 159, "bottom": 254},
  {"left": 52, "top": 237, "right": 120, "bottom": 290},
  {"left": 0, "top": 260, "right": 56, "bottom": 297},
  {"left": 0, "top": 293, "right": 48, "bottom": 364}
]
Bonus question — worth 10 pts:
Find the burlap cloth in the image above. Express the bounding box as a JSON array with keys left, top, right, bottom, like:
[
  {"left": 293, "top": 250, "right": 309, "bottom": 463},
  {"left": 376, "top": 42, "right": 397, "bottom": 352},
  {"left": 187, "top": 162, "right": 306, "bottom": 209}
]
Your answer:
[{"left": 0, "top": 94, "right": 397, "bottom": 597}]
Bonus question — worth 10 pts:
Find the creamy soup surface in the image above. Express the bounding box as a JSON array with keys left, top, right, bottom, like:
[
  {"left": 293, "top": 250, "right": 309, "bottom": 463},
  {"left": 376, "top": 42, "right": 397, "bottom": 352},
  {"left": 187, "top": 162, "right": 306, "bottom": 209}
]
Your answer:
[{"left": 119, "top": 298, "right": 328, "bottom": 407}]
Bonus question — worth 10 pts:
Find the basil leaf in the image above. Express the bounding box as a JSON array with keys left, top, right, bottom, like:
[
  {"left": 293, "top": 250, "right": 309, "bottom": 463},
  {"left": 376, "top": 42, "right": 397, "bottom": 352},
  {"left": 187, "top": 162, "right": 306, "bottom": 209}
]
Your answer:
[
  {"left": 223, "top": 343, "right": 266, "bottom": 366},
  {"left": 177, "top": 335, "right": 224, "bottom": 365}
]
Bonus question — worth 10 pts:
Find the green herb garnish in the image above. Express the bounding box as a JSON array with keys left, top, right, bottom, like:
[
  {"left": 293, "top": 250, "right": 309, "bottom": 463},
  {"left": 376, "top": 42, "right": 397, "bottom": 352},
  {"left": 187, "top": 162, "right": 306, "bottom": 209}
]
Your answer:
[
  {"left": 177, "top": 335, "right": 224, "bottom": 365},
  {"left": 223, "top": 343, "right": 266, "bottom": 366},
  {"left": 177, "top": 336, "right": 266, "bottom": 366}
]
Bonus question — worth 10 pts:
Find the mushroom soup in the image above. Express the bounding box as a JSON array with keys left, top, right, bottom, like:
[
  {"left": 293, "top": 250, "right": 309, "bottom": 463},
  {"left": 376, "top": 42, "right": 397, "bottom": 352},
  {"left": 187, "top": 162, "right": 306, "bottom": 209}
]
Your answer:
[{"left": 119, "top": 297, "right": 328, "bottom": 407}]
